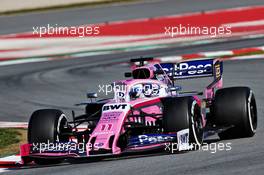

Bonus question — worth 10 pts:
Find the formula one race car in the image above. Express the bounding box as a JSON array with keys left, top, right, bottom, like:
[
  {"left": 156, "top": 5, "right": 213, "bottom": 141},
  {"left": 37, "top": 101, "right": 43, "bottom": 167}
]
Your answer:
[{"left": 20, "top": 57, "right": 257, "bottom": 165}]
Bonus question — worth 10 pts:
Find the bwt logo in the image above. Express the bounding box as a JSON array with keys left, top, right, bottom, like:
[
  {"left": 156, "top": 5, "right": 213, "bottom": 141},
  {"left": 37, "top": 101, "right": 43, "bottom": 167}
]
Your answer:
[
  {"left": 174, "top": 62, "right": 212, "bottom": 75},
  {"left": 103, "top": 104, "right": 128, "bottom": 111}
]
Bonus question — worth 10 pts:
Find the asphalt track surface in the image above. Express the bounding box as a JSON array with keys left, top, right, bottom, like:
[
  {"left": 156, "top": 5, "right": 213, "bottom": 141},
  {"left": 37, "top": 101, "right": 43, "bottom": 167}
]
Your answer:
[
  {"left": 1, "top": 0, "right": 264, "bottom": 174},
  {"left": 0, "top": 37, "right": 263, "bottom": 175},
  {"left": 0, "top": 37, "right": 264, "bottom": 122}
]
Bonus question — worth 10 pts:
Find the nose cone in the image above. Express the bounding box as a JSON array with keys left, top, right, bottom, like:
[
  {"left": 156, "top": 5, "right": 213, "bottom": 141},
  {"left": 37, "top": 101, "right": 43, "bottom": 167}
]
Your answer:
[{"left": 87, "top": 103, "right": 130, "bottom": 155}]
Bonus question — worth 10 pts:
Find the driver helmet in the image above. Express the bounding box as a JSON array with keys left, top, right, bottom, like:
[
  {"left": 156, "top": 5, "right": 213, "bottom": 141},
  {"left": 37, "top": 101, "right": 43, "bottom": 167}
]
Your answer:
[{"left": 129, "top": 84, "right": 143, "bottom": 99}]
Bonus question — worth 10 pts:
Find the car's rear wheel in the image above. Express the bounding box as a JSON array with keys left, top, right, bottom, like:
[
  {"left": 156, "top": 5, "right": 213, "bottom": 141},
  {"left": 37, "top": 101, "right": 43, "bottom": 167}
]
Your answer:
[
  {"left": 28, "top": 109, "right": 69, "bottom": 165},
  {"left": 162, "top": 97, "right": 203, "bottom": 147},
  {"left": 214, "top": 87, "right": 257, "bottom": 139}
]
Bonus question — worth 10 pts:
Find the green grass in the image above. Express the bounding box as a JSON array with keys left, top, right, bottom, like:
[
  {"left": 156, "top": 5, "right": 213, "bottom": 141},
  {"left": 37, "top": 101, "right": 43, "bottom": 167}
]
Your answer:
[
  {"left": 0, "top": 129, "right": 27, "bottom": 157},
  {"left": 0, "top": 129, "right": 20, "bottom": 149}
]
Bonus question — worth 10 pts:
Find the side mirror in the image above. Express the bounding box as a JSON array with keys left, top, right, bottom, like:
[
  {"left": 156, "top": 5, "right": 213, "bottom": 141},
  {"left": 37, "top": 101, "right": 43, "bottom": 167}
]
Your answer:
[
  {"left": 87, "top": 92, "right": 98, "bottom": 99},
  {"left": 196, "top": 91, "right": 203, "bottom": 95},
  {"left": 124, "top": 72, "right": 132, "bottom": 77},
  {"left": 169, "top": 86, "right": 182, "bottom": 92}
]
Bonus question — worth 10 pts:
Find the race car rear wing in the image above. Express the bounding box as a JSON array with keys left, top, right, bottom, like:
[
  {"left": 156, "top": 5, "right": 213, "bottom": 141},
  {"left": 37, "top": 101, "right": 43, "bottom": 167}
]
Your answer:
[
  {"left": 158, "top": 59, "right": 223, "bottom": 99},
  {"left": 159, "top": 59, "right": 223, "bottom": 81},
  {"left": 130, "top": 57, "right": 223, "bottom": 80}
]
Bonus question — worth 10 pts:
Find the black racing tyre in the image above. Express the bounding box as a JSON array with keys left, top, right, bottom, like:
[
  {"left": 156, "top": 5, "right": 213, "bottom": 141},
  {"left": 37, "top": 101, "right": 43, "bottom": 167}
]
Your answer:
[
  {"left": 214, "top": 87, "right": 257, "bottom": 139},
  {"left": 162, "top": 97, "right": 203, "bottom": 146},
  {"left": 28, "top": 109, "right": 68, "bottom": 165}
]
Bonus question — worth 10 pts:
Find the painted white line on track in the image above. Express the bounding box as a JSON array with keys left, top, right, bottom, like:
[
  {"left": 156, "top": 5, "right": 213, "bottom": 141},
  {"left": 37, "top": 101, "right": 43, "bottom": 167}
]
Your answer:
[
  {"left": 258, "top": 46, "right": 264, "bottom": 50},
  {"left": 0, "top": 58, "right": 49, "bottom": 66},
  {"left": 0, "top": 168, "right": 9, "bottom": 173},
  {"left": 0, "top": 121, "right": 87, "bottom": 129},
  {"left": 230, "top": 54, "right": 264, "bottom": 60},
  {"left": 224, "top": 19, "right": 264, "bottom": 27},
  {"left": 0, "top": 155, "right": 21, "bottom": 162},
  {"left": 202, "top": 51, "right": 233, "bottom": 57},
  {"left": 159, "top": 56, "right": 183, "bottom": 62},
  {"left": 0, "top": 122, "right": 28, "bottom": 128}
]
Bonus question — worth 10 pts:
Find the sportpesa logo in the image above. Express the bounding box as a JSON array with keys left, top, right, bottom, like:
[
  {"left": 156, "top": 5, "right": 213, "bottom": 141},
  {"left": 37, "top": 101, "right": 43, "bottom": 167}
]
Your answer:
[
  {"left": 174, "top": 62, "right": 212, "bottom": 75},
  {"left": 161, "top": 60, "right": 213, "bottom": 78}
]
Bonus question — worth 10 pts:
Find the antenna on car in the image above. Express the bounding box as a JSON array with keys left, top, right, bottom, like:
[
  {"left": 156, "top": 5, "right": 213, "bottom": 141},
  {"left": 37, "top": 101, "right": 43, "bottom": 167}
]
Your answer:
[
  {"left": 130, "top": 57, "right": 154, "bottom": 67},
  {"left": 72, "top": 110, "right": 77, "bottom": 130}
]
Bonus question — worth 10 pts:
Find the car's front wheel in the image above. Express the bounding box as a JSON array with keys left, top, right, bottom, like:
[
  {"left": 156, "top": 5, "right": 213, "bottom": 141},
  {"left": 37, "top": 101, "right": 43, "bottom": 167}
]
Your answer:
[
  {"left": 213, "top": 87, "right": 257, "bottom": 139},
  {"left": 28, "top": 109, "right": 69, "bottom": 165},
  {"left": 162, "top": 97, "right": 204, "bottom": 147}
]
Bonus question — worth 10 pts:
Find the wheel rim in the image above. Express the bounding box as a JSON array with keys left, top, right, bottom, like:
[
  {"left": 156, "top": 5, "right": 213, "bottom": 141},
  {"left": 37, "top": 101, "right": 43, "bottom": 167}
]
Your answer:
[
  {"left": 248, "top": 91, "right": 257, "bottom": 132},
  {"left": 191, "top": 102, "right": 203, "bottom": 145},
  {"left": 193, "top": 113, "right": 203, "bottom": 144},
  {"left": 56, "top": 114, "right": 68, "bottom": 142}
]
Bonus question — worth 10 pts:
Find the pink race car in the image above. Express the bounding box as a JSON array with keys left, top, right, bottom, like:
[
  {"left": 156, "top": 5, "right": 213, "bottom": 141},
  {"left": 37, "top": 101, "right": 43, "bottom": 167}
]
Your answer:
[{"left": 20, "top": 57, "right": 257, "bottom": 165}]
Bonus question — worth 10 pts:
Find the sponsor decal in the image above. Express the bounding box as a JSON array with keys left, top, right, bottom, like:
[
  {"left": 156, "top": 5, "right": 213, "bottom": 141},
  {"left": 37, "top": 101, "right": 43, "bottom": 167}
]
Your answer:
[
  {"left": 128, "top": 134, "right": 176, "bottom": 146},
  {"left": 213, "top": 61, "right": 223, "bottom": 80},
  {"left": 94, "top": 142, "right": 104, "bottom": 148},
  {"left": 102, "top": 103, "right": 129, "bottom": 111},
  {"left": 160, "top": 59, "right": 214, "bottom": 79},
  {"left": 177, "top": 129, "right": 190, "bottom": 151},
  {"left": 101, "top": 112, "right": 121, "bottom": 122}
]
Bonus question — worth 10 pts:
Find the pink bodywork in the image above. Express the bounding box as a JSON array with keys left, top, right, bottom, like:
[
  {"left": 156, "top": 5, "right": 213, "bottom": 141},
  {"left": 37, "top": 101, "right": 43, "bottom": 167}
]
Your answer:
[
  {"left": 87, "top": 79, "right": 166, "bottom": 155},
  {"left": 20, "top": 59, "right": 223, "bottom": 160}
]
